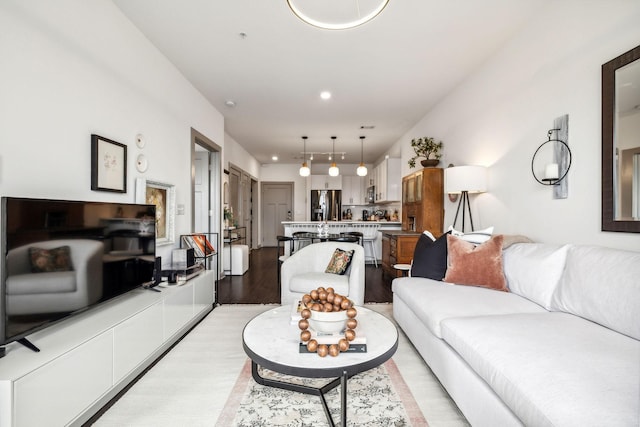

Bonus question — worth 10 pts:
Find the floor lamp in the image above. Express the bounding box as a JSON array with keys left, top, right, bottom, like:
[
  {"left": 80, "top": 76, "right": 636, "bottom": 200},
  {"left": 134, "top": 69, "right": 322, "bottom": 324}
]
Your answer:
[{"left": 444, "top": 166, "right": 487, "bottom": 232}]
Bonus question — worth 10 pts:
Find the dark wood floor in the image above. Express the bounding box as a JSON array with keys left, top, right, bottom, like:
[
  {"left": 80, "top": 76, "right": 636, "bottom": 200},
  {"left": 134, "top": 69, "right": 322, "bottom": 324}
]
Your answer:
[{"left": 217, "top": 247, "right": 393, "bottom": 304}]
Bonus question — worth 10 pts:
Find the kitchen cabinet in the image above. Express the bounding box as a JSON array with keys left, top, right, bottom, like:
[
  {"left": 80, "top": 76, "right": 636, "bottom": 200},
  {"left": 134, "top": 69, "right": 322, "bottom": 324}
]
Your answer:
[
  {"left": 342, "top": 175, "right": 364, "bottom": 205},
  {"left": 310, "top": 175, "right": 342, "bottom": 190},
  {"left": 381, "top": 230, "right": 420, "bottom": 278},
  {"left": 373, "top": 158, "right": 401, "bottom": 202},
  {"left": 402, "top": 168, "right": 444, "bottom": 235}
]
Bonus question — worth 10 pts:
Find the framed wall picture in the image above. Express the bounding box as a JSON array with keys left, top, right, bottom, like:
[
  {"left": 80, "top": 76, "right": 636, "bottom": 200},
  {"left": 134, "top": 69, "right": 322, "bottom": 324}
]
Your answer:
[
  {"left": 135, "top": 178, "right": 176, "bottom": 246},
  {"left": 91, "top": 134, "right": 127, "bottom": 193}
]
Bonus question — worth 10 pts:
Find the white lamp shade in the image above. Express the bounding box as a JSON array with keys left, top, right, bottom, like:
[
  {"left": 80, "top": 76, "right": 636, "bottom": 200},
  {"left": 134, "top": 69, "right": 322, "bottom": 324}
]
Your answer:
[
  {"left": 445, "top": 165, "right": 487, "bottom": 194},
  {"left": 356, "top": 164, "right": 368, "bottom": 176},
  {"left": 328, "top": 163, "right": 339, "bottom": 177},
  {"left": 299, "top": 163, "right": 311, "bottom": 177}
]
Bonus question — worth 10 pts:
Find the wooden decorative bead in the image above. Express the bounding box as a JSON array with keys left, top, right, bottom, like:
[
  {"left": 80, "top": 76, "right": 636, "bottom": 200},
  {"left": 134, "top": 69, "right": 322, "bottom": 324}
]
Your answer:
[
  {"left": 328, "top": 344, "right": 340, "bottom": 357},
  {"left": 307, "top": 339, "right": 318, "bottom": 352},
  {"left": 298, "top": 319, "right": 309, "bottom": 330},
  {"left": 346, "top": 318, "right": 357, "bottom": 330},
  {"left": 317, "top": 344, "right": 329, "bottom": 357},
  {"left": 344, "top": 329, "right": 356, "bottom": 341}
]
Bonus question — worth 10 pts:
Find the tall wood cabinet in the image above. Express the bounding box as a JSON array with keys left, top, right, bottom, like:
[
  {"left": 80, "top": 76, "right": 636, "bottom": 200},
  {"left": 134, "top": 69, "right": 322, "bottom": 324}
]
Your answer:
[
  {"left": 402, "top": 168, "right": 444, "bottom": 235},
  {"left": 381, "top": 231, "right": 421, "bottom": 278}
]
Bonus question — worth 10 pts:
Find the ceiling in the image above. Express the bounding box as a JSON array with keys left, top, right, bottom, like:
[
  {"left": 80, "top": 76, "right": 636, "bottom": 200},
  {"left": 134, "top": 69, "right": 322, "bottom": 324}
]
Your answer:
[{"left": 113, "top": 0, "right": 549, "bottom": 166}]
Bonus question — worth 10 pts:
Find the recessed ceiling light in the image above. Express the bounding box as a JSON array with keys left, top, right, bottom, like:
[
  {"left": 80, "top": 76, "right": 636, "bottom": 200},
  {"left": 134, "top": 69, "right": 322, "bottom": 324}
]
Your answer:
[
  {"left": 320, "top": 91, "right": 331, "bottom": 100},
  {"left": 272, "top": 155, "right": 278, "bottom": 161},
  {"left": 225, "top": 100, "right": 236, "bottom": 108}
]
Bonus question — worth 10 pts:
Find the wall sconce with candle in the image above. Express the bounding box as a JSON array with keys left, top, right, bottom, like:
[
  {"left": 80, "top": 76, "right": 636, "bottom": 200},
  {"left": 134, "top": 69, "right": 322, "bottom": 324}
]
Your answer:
[{"left": 531, "top": 116, "right": 571, "bottom": 198}]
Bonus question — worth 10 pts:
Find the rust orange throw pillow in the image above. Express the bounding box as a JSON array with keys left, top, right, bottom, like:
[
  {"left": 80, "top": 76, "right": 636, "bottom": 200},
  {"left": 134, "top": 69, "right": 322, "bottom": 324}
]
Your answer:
[{"left": 443, "top": 234, "right": 508, "bottom": 291}]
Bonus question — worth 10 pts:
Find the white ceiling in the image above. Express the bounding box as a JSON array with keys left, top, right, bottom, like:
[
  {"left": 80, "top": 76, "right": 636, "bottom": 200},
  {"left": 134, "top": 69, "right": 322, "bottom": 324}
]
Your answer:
[{"left": 113, "top": 0, "right": 549, "bottom": 165}]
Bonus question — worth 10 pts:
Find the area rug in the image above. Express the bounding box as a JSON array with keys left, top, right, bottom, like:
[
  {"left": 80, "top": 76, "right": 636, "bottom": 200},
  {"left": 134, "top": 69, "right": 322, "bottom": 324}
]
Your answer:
[{"left": 216, "top": 357, "right": 429, "bottom": 426}]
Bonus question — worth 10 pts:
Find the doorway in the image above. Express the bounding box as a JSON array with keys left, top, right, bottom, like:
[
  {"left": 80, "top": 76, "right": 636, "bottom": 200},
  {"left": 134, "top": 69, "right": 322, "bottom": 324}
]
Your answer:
[
  {"left": 228, "top": 164, "right": 256, "bottom": 250},
  {"left": 261, "top": 182, "right": 293, "bottom": 247},
  {"left": 191, "top": 128, "right": 221, "bottom": 276}
]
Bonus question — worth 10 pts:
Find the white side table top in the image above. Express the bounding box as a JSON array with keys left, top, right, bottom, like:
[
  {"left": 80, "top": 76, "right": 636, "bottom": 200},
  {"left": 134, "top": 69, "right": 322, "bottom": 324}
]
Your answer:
[
  {"left": 243, "top": 306, "right": 398, "bottom": 378},
  {"left": 393, "top": 263, "right": 411, "bottom": 271}
]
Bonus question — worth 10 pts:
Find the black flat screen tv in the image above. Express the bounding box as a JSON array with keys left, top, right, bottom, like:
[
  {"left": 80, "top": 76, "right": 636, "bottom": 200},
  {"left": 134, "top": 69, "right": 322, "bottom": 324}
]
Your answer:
[{"left": 0, "top": 197, "right": 156, "bottom": 352}]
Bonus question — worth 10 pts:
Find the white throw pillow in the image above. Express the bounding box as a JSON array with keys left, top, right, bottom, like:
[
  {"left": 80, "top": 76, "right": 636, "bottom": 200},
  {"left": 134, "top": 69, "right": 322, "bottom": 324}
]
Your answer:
[
  {"left": 503, "top": 243, "right": 569, "bottom": 309},
  {"left": 447, "top": 225, "right": 494, "bottom": 245},
  {"left": 422, "top": 230, "right": 436, "bottom": 241}
]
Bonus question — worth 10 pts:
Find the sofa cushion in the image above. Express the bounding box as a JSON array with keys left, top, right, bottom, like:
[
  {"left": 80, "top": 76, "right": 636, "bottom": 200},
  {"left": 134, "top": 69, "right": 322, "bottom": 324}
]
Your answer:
[
  {"left": 289, "top": 272, "right": 350, "bottom": 297},
  {"left": 441, "top": 312, "right": 640, "bottom": 427},
  {"left": 392, "top": 278, "right": 545, "bottom": 338},
  {"left": 325, "top": 248, "right": 354, "bottom": 275},
  {"left": 550, "top": 245, "right": 640, "bottom": 340},
  {"left": 503, "top": 243, "right": 569, "bottom": 309},
  {"left": 410, "top": 231, "right": 450, "bottom": 280},
  {"left": 444, "top": 235, "right": 507, "bottom": 291},
  {"left": 501, "top": 234, "right": 534, "bottom": 248}
]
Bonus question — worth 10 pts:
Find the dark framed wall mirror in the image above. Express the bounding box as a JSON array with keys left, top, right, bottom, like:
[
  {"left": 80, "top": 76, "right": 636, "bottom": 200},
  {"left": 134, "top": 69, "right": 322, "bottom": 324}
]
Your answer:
[{"left": 602, "top": 43, "right": 640, "bottom": 233}]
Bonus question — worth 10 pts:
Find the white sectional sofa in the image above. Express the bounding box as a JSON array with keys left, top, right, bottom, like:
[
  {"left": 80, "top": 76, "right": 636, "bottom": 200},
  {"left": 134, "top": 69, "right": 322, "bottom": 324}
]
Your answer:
[{"left": 392, "top": 241, "right": 640, "bottom": 426}]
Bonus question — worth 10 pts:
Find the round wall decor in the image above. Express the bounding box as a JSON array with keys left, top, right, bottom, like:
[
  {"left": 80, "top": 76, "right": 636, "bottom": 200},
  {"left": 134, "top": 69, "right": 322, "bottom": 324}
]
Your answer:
[
  {"left": 136, "top": 154, "right": 148, "bottom": 173},
  {"left": 135, "top": 133, "right": 146, "bottom": 149}
]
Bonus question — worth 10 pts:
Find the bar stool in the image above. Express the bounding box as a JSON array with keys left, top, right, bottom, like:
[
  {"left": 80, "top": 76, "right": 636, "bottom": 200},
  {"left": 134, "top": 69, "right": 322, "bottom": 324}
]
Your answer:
[
  {"left": 329, "top": 235, "right": 360, "bottom": 243},
  {"left": 277, "top": 235, "right": 294, "bottom": 288},
  {"left": 292, "top": 231, "right": 312, "bottom": 252},
  {"left": 362, "top": 225, "right": 379, "bottom": 267},
  {"left": 340, "top": 231, "right": 363, "bottom": 246}
]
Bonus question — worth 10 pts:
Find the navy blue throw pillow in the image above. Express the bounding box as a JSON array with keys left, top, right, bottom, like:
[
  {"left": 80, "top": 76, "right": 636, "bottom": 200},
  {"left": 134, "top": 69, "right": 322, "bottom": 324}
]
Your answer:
[{"left": 410, "top": 231, "right": 450, "bottom": 280}]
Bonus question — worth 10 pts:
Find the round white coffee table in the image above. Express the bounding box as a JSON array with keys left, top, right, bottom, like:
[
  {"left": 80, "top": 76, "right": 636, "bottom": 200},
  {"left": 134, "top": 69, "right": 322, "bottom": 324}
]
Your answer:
[{"left": 243, "top": 305, "right": 398, "bottom": 426}]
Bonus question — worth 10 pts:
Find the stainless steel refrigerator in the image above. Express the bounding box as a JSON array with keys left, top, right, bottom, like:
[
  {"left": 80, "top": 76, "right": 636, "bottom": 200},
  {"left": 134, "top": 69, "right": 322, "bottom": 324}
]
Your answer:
[{"left": 310, "top": 190, "right": 342, "bottom": 221}]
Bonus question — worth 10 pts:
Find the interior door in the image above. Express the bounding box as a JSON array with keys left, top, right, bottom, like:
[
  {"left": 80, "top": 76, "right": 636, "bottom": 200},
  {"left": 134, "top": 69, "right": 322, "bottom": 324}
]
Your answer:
[{"left": 261, "top": 182, "right": 293, "bottom": 247}]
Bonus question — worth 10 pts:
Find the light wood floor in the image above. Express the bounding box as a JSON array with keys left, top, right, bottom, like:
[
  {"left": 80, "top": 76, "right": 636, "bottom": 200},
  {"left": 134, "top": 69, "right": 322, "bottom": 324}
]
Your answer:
[{"left": 217, "top": 247, "right": 394, "bottom": 304}]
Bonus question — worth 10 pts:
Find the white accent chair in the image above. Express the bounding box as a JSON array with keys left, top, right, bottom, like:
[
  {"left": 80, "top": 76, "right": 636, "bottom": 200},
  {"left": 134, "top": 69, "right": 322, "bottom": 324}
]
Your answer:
[
  {"left": 6, "top": 239, "right": 104, "bottom": 315},
  {"left": 280, "top": 241, "right": 365, "bottom": 307}
]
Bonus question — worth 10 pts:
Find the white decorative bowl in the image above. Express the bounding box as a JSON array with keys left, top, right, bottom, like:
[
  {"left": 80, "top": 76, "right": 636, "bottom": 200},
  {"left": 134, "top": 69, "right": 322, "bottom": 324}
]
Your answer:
[{"left": 308, "top": 310, "right": 348, "bottom": 333}]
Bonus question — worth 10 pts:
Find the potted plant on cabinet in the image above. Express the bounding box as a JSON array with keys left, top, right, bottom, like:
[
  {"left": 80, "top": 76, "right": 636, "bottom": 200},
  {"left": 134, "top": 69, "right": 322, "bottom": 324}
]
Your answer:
[{"left": 408, "top": 137, "right": 443, "bottom": 168}]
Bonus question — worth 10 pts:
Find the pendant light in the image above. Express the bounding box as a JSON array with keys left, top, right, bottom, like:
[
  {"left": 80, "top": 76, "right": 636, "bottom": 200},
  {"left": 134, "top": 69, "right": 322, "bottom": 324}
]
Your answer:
[
  {"left": 356, "top": 136, "right": 368, "bottom": 177},
  {"left": 328, "top": 136, "right": 339, "bottom": 177},
  {"left": 299, "top": 136, "right": 311, "bottom": 177}
]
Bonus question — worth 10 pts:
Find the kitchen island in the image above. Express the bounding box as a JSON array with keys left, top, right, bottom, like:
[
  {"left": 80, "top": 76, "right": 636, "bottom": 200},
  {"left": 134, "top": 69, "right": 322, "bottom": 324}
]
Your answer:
[{"left": 282, "top": 221, "right": 401, "bottom": 264}]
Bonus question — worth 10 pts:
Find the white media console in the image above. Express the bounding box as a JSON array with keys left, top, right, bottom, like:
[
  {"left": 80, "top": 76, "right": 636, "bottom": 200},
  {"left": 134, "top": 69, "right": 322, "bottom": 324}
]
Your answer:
[{"left": 0, "top": 270, "right": 215, "bottom": 426}]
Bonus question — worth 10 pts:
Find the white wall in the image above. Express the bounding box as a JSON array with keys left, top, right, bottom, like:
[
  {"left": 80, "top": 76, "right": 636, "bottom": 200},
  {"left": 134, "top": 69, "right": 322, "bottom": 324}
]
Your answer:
[
  {"left": 395, "top": 0, "right": 640, "bottom": 251},
  {"left": 223, "top": 132, "right": 261, "bottom": 179},
  {"left": 0, "top": 0, "right": 225, "bottom": 262}
]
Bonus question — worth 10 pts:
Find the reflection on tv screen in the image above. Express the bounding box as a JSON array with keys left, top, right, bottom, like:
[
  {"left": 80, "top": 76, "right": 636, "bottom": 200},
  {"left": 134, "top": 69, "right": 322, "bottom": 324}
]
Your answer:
[{"left": 2, "top": 197, "right": 156, "bottom": 348}]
